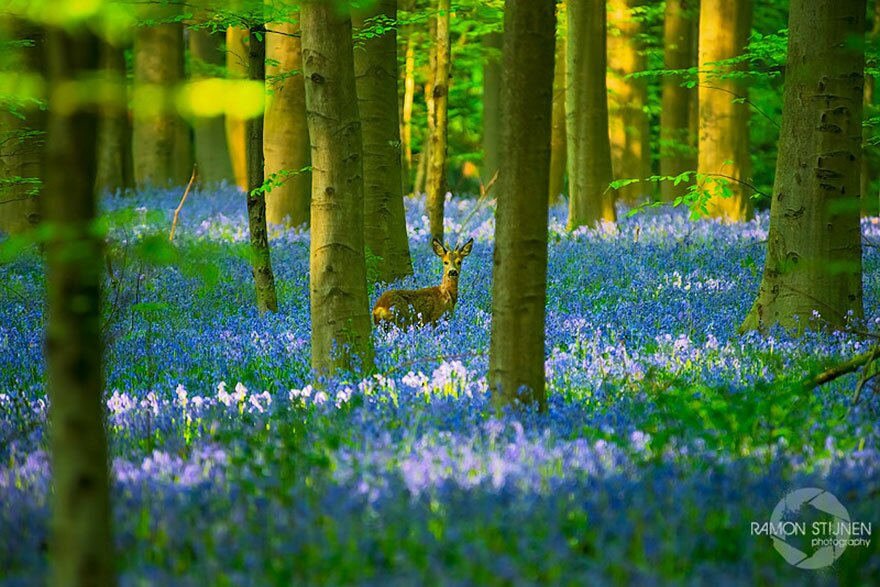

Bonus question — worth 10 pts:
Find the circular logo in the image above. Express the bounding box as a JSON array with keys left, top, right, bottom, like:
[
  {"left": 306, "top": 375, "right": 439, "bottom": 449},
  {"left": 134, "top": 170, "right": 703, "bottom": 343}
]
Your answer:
[{"left": 769, "top": 487, "right": 851, "bottom": 569}]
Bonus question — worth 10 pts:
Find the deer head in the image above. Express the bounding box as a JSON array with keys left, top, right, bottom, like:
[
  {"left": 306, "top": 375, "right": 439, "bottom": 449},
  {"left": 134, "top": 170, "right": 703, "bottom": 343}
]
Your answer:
[{"left": 433, "top": 237, "right": 473, "bottom": 284}]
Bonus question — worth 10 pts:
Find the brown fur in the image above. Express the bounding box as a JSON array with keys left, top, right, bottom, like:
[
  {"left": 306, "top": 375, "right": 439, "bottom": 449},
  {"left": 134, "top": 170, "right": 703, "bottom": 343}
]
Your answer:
[{"left": 372, "top": 238, "right": 473, "bottom": 328}]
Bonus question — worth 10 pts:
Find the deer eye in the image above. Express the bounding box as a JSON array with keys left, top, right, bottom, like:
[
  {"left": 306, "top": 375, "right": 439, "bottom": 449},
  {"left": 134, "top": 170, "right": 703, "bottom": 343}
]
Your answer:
[{"left": 444, "top": 261, "right": 449, "bottom": 265}]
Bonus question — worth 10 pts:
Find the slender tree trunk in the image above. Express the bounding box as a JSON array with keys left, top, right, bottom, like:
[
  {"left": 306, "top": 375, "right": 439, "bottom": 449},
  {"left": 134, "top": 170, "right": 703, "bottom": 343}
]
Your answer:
[
  {"left": 246, "top": 24, "right": 278, "bottom": 314},
  {"left": 861, "top": 0, "right": 880, "bottom": 214},
  {"left": 401, "top": 26, "right": 416, "bottom": 192},
  {"left": 548, "top": 8, "right": 567, "bottom": 204},
  {"left": 133, "top": 9, "right": 191, "bottom": 188},
  {"left": 426, "top": 0, "right": 451, "bottom": 242},
  {"left": 660, "top": 0, "right": 698, "bottom": 201},
  {"left": 189, "top": 29, "right": 235, "bottom": 186},
  {"left": 226, "top": 27, "right": 249, "bottom": 191},
  {"left": 697, "top": 0, "right": 753, "bottom": 221},
  {"left": 482, "top": 31, "right": 503, "bottom": 184},
  {"left": 413, "top": 133, "right": 430, "bottom": 195},
  {"left": 567, "top": 0, "right": 616, "bottom": 228},
  {"left": 354, "top": 0, "right": 414, "bottom": 282},
  {"left": 301, "top": 1, "right": 375, "bottom": 376},
  {"left": 607, "top": 0, "right": 651, "bottom": 205},
  {"left": 490, "top": 0, "right": 556, "bottom": 412},
  {"left": 95, "top": 39, "right": 133, "bottom": 195},
  {"left": 42, "top": 25, "right": 116, "bottom": 587},
  {"left": 741, "top": 0, "right": 865, "bottom": 333}
]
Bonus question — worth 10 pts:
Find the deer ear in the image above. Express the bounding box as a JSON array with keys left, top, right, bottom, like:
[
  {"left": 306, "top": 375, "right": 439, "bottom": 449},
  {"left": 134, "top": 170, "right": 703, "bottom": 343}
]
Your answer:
[
  {"left": 459, "top": 238, "right": 474, "bottom": 257},
  {"left": 431, "top": 238, "right": 447, "bottom": 257}
]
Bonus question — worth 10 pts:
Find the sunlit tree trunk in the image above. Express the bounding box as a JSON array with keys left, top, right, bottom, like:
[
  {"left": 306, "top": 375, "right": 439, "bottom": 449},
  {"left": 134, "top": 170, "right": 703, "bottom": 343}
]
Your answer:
[
  {"left": 226, "top": 27, "right": 249, "bottom": 191},
  {"left": 0, "top": 19, "right": 44, "bottom": 234},
  {"left": 401, "top": 23, "right": 416, "bottom": 191},
  {"left": 490, "top": 0, "right": 556, "bottom": 413},
  {"left": 301, "top": 1, "right": 375, "bottom": 376},
  {"left": 189, "top": 29, "right": 235, "bottom": 186},
  {"left": 697, "top": 0, "right": 752, "bottom": 221},
  {"left": 741, "top": 0, "right": 865, "bottom": 333},
  {"left": 426, "top": 0, "right": 451, "bottom": 242},
  {"left": 43, "top": 25, "right": 116, "bottom": 587},
  {"left": 548, "top": 6, "right": 567, "bottom": 204},
  {"left": 567, "top": 0, "right": 616, "bottom": 228},
  {"left": 861, "top": 1, "right": 880, "bottom": 214},
  {"left": 264, "top": 20, "right": 311, "bottom": 228},
  {"left": 482, "top": 31, "right": 502, "bottom": 184},
  {"left": 660, "top": 0, "right": 698, "bottom": 202},
  {"left": 354, "top": 0, "right": 413, "bottom": 282},
  {"left": 245, "top": 23, "right": 278, "bottom": 314},
  {"left": 133, "top": 9, "right": 191, "bottom": 188},
  {"left": 607, "top": 0, "right": 651, "bottom": 205}
]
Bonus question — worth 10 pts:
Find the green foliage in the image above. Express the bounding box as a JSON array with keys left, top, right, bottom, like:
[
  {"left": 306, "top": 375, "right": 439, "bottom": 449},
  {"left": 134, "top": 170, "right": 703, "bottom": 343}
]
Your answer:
[{"left": 249, "top": 165, "right": 312, "bottom": 199}]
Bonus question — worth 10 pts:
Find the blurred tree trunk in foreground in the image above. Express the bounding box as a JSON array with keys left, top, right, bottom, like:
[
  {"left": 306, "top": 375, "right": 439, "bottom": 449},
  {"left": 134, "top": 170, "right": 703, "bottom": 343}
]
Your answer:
[
  {"left": 226, "top": 27, "right": 249, "bottom": 191},
  {"left": 133, "top": 7, "right": 192, "bottom": 188},
  {"left": 697, "top": 0, "right": 753, "bottom": 221},
  {"left": 490, "top": 0, "right": 556, "bottom": 412},
  {"left": 189, "top": 29, "right": 235, "bottom": 187},
  {"left": 265, "top": 19, "right": 311, "bottom": 228},
  {"left": 43, "top": 24, "right": 116, "bottom": 587},
  {"left": 246, "top": 23, "right": 278, "bottom": 314},
  {"left": 741, "top": 0, "right": 865, "bottom": 333},
  {"left": 426, "top": 0, "right": 450, "bottom": 242},
  {"left": 607, "top": 0, "right": 651, "bottom": 205},
  {"left": 567, "top": 0, "right": 616, "bottom": 228},
  {"left": 659, "top": 0, "right": 698, "bottom": 202},
  {"left": 301, "top": 1, "right": 375, "bottom": 376},
  {"left": 0, "top": 19, "right": 44, "bottom": 234},
  {"left": 354, "top": 0, "right": 413, "bottom": 282}
]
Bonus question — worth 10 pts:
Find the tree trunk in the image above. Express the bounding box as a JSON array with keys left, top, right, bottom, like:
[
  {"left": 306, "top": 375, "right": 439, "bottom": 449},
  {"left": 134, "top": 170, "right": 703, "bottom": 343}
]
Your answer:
[
  {"left": 741, "top": 0, "right": 865, "bottom": 333},
  {"left": 861, "top": 0, "right": 880, "bottom": 214},
  {"left": 490, "top": 0, "right": 556, "bottom": 412},
  {"left": 660, "top": 0, "right": 698, "bottom": 201},
  {"left": 95, "top": 39, "right": 133, "bottom": 195},
  {"left": 566, "top": 0, "right": 616, "bottom": 228},
  {"left": 133, "top": 13, "right": 192, "bottom": 188},
  {"left": 189, "top": 29, "right": 235, "bottom": 186},
  {"left": 426, "top": 0, "right": 451, "bottom": 242},
  {"left": 246, "top": 24, "right": 278, "bottom": 314},
  {"left": 482, "top": 31, "right": 502, "bottom": 184},
  {"left": 607, "top": 0, "right": 651, "bottom": 205},
  {"left": 226, "top": 27, "right": 249, "bottom": 191},
  {"left": 264, "top": 20, "right": 311, "bottom": 228},
  {"left": 353, "top": 0, "right": 414, "bottom": 282},
  {"left": 301, "top": 1, "right": 375, "bottom": 376},
  {"left": 548, "top": 8, "right": 567, "bottom": 204},
  {"left": 697, "top": 0, "right": 753, "bottom": 221},
  {"left": 401, "top": 25, "right": 416, "bottom": 192},
  {"left": 0, "top": 19, "right": 44, "bottom": 234},
  {"left": 42, "top": 25, "right": 116, "bottom": 587}
]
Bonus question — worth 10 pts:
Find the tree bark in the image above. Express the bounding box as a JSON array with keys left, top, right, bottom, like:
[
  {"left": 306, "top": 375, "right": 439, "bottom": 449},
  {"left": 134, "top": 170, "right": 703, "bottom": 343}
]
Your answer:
[
  {"left": 566, "top": 0, "right": 616, "bottom": 228},
  {"left": 264, "top": 19, "right": 311, "bottom": 228},
  {"left": 548, "top": 8, "right": 567, "bottom": 204},
  {"left": 353, "top": 0, "right": 414, "bottom": 282},
  {"left": 246, "top": 24, "right": 278, "bottom": 314},
  {"left": 189, "top": 29, "right": 235, "bottom": 186},
  {"left": 697, "top": 0, "right": 753, "bottom": 221},
  {"left": 660, "top": 0, "right": 698, "bottom": 201},
  {"left": 401, "top": 23, "right": 416, "bottom": 192},
  {"left": 301, "top": 1, "right": 375, "bottom": 376},
  {"left": 490, "top": 0, "right": 556, "bottom": 412},
  {"left": 482, "top": 31, "right": 503, "bottom": 184},
  {"left": 95, "top": 39, "right": 133, "bottom": 195},
  {"left": 0, "top": 19, "right": 44, "bottom": 234},
  {"left": 607, "top": 0, "right": 651, "bottom": 205},
  {"left": 426, "top": 0, "right": 451, "bottom": 242},
  {"left": 133, "top": 11, "right": 191, "bottom": 188},
  {"left": 741, "top": 0, "right": 865, "bottom": 333},
  {"left": 42, "top": 25, "right": 116, "bottom": 587},
  {"left": 226, "top": 27, "right": 249, "bottom": 191}
]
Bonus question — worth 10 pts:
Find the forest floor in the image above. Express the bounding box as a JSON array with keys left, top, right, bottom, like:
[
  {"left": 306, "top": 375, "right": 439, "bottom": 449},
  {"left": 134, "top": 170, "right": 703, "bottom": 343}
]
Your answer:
[{"left": 1, "top": 186, "right": 878, "bottom": 585}]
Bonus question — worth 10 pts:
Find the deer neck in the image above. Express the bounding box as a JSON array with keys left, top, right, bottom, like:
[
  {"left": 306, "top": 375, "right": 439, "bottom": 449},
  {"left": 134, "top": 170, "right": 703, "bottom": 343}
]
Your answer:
[{"left": 440, "top": 275, "right": 459, "bottom": 306}]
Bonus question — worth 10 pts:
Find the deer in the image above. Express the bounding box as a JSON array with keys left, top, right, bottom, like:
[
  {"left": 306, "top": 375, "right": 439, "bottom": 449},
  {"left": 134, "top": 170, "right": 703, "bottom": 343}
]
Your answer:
[{"left": 372, "top": 237, "right": 474, "bottom": 328}]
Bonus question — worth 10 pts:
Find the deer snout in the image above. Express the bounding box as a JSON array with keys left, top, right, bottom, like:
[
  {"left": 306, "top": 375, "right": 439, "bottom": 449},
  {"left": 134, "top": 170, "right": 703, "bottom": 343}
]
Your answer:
[{"left": 448, "top": 269, "right": 458, "bottom": 278}]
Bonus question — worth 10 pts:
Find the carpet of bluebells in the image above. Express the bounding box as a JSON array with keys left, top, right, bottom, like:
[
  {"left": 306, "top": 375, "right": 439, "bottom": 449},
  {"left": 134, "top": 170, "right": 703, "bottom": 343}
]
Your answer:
[{"left": 1, "top": 185, "right": 879, "bottom": 586}]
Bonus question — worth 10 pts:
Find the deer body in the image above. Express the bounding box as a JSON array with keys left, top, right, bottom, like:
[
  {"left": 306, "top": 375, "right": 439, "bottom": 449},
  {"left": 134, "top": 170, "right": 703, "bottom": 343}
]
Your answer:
[{"left": 373, "top": 238, "right": 473, "bottom": 328}]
